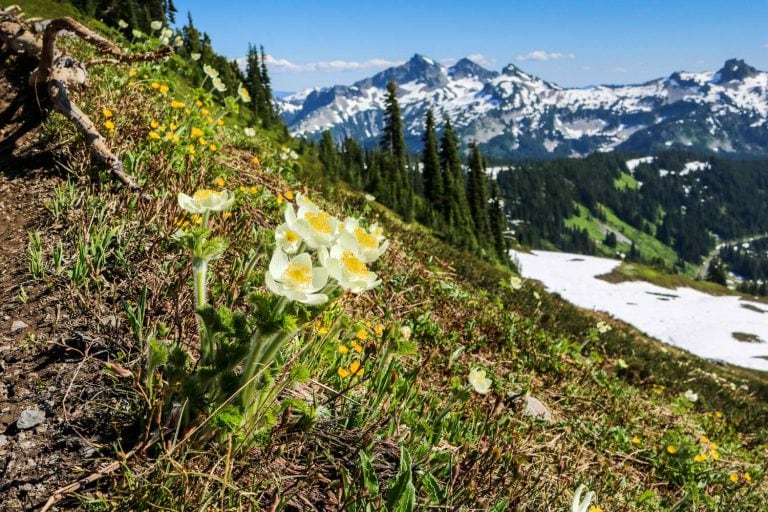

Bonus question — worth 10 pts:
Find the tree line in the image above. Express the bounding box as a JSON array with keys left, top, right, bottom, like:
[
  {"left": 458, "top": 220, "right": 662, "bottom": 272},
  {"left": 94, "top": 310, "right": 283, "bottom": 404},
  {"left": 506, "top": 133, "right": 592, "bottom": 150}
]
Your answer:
[{"left": 301, "top": 81, "right": 509, "bottom": 262}]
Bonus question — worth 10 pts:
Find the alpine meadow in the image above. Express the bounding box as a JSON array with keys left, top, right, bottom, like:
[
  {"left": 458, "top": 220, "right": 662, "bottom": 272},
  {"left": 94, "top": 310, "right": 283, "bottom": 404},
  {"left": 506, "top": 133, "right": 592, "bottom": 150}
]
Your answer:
[{"left": 2, "top": 1, "right": 768, "bottom": 511}]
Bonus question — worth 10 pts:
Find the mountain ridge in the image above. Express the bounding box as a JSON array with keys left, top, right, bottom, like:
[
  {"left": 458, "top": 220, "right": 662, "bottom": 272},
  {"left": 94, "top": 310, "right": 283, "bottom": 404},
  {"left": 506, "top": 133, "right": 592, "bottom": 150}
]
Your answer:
[{"left": 278, "top": 55, "right": 768, "bottom": 160}]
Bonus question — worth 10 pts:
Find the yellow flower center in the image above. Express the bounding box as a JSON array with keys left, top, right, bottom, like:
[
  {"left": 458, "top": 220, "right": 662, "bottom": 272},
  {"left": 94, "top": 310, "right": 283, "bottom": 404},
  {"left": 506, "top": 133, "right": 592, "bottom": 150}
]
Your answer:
[
  {"left": 341, "top": 251, "right": 368, "bottom": 277},
  {"left": 193, "top": 189, "right": 218, "bottom": 202},
  {"left": 354, "top": 227, "right": 378, "bottom": 249},
  {"left": 284, "top": 230, "right": 300, "bottom": 243},
  {"left": 283, "top": 261, "right": 312, "bottom": 288},
  {"left": 305, "top": 211, "right": 333, "bottom": 234}
]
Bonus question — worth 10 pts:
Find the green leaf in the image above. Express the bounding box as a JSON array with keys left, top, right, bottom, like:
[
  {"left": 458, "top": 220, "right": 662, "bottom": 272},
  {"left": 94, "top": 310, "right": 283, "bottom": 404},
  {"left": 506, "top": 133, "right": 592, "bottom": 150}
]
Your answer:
[
  {"left": 359, "top": 450, "right": 379, "bottom": 495},
  {"left": 385, "top": 447, "right": 416, "bottom": 512}
]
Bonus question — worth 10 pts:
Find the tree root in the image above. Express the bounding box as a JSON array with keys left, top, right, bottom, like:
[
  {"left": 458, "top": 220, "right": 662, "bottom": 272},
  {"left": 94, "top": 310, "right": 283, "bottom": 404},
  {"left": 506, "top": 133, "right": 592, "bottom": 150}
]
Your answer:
[{"left": 0, "top": 6, "right": 173, "bottom": 191}]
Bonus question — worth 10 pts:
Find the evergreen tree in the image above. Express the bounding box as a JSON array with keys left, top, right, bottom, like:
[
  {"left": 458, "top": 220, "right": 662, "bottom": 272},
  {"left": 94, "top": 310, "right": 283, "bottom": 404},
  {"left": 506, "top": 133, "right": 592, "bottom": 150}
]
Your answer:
[
  {"left": 318, "top": 130, "right": 340, "bottom": 181},
  {"left": 489, "top": 182, "right": 508, "bottom": 260},
  {"left": 380, "top": 81, "right": 413, "bottom": 221},
  {"left": 466, "top": 142, "right": 492, "bottom": 243},
  {"left": 421, "top": 108, "right": 444, "bottom": 215},
  {"left": 439, "top": 118, "right": 475, "bottom": 248}
]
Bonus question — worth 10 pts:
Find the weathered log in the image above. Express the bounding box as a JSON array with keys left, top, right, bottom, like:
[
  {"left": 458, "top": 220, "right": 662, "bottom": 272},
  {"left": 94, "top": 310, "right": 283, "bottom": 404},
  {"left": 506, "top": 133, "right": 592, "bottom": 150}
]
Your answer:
[{"left": 0, "top": 7, "right": 173, "bottom": 191}]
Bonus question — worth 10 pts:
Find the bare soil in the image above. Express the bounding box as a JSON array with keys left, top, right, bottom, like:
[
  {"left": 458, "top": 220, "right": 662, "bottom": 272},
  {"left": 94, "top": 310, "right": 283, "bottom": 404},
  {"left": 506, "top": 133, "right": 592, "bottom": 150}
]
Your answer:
[{"left": 0, "top": 52, "right": 135, "bottom": 511}]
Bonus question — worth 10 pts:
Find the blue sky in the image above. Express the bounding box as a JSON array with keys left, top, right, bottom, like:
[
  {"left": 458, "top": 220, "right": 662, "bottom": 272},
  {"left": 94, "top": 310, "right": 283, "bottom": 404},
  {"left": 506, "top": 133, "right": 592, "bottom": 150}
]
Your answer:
[{"left": 173, "top": 0, "right": 768, "bottom": 92}]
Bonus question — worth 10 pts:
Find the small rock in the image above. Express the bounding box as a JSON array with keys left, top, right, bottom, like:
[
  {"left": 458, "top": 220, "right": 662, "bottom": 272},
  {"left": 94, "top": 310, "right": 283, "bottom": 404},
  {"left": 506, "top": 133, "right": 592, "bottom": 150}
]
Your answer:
[
  {"left": 0, "top": 434, "right": 7, "bottom": 447},
  {"left": 10, "top": 320, "right": 29, "bottom": 333},
  {"left": 17, "top": 409, "right": 45, "bottom": 430},
  {"left": 523, "top": 396, "right": 553, "bottom": 421},
  {"left": 99, "top": 315, "right": 117, "bottom": 328}
]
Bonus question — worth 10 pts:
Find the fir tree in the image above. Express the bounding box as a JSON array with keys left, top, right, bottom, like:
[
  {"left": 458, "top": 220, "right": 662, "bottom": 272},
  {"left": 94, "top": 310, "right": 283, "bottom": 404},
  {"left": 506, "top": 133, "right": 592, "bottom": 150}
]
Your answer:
[
  {"left": 466, "top": 142, "right": 492, "bottom": 243},
  {"left": 380, "top": 81, "right": 413, "bottom": 221},
  {"left": 421, "top": 108, "right": 444, "bottom": 215},
  {"left": 439, "top": 118, "right": 475, "bottom": 248}
]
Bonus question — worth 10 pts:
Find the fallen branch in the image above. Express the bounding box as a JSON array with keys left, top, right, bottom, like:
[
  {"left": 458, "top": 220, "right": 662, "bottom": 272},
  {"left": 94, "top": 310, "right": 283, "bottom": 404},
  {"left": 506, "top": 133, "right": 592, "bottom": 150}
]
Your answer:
[{"left": 0, "top": 7, "right": 172, "bottom": 191}]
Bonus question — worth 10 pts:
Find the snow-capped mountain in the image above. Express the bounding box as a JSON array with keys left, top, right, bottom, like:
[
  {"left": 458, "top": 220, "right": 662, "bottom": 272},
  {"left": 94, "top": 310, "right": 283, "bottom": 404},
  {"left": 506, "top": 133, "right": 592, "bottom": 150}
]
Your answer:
[{"left": 278, "top": 55, "right": 768, "bottom": 160}]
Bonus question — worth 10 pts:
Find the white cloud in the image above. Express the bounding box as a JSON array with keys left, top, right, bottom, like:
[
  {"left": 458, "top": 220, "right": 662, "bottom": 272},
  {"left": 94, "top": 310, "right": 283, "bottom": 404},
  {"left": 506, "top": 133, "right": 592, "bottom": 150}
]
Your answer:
[
  {"left": 466, "top": 53, "right": 497, "bottom": 66},
  {"left": 260, "top": 55, "right": 403, "bottom": 73},
  {"left": 613, "top": 66, "right": 628, "bottom": 73},
  {"left": 516, "top": 50, "right": 575, "bottom": 62}
]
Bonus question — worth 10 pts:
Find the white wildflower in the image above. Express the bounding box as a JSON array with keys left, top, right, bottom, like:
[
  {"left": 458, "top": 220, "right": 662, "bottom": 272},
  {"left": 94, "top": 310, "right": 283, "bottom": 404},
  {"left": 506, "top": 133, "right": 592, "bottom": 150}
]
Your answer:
[
  {"left": 468, "top": 368, "right": 492, "bottom": 395},
  {"left": 177, "top": 189, "right": 234, "bottom": 215},
  {"left": 337, "top": 217, "right": 388, "bottom": 263},
  {"left": 319, "top": 244, "right": 380, "bottom": 293},
  {"left": 571, "top": 485, "right": 596, "bottom": 512},
  {"left": 265, "top": 250, "right": 328, "bottom": 305},
  {"left": 684, "top": 389, "right": 699, "bottom": 403},
  {"left": 509, "top": 275, "right": 523, "bottom": 290}
]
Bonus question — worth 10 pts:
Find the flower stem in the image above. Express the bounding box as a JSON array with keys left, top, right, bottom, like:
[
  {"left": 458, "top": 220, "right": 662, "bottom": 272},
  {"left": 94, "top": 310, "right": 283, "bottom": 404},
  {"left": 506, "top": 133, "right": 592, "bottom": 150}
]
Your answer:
[{"left": 192, "top": 257, "right": 208, "bottom": 310}]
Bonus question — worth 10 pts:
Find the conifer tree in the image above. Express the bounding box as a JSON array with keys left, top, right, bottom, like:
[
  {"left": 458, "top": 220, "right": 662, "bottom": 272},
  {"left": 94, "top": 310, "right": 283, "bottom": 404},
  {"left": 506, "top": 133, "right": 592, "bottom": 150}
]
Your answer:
[
  {"left": 421, "top": 108, "right": 444, "bottom": 215},
  {"left": 467, "top": 142, "right": 492, "bottom": 243},
  {"left": 489, "top": 182, "right": 509, "bottom": 260},
  {"left": 380, "top": 81, "right": 413, "bottom": 221},
  {"left": 440, "top": 118, "right": 475, "bottom": 247}
]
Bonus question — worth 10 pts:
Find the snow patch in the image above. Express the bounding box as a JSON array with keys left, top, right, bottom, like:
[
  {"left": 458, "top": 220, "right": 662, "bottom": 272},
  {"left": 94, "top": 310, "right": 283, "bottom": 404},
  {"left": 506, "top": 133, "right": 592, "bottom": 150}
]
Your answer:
[{"left": 512, "top": 250, "right": 768, "bottom": 371}]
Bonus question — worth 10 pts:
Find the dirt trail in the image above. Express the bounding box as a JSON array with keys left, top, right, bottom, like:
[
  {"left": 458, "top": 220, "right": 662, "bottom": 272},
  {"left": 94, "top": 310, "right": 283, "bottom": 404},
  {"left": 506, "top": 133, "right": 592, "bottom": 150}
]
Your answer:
[{"left": 0, "top": 53, "right": 130, "bottom": 510}]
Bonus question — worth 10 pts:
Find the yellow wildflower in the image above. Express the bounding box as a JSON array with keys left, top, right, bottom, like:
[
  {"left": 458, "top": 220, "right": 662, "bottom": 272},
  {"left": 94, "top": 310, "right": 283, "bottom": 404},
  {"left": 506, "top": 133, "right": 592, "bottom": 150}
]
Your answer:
[
  {"left": 149, "top": 131, "right": 161, "bottom": 140},
  {"left": 192, "top": 214, "right": 202, "bottom": 225},
  {"left": 196, "top": 100, "right": 203, "bottom": 107},
  {"left": 223, "top": 212, "right": 233, "bottom": 220},
  {"left": 165, "top": 132, "right": 175, "bottom": 141},
  {"left": 284, "top": 190, "right": 295, "bottom": 200},
  {"left": 102, "top": 107, "right": 113, "bottom": 118},
  {"left": 207, "top": 116, "right": 214, "bottom": 123},
  {"left": 128, "top": 69, "right": 137, "bottom": 77},
  {"left": 710, "top": 450, "right": 720, "bottom": 460},
  {"left": 198, "top": 137, "right": 207, "bottom": 145},
  {"left": 348, "top": 360, "right": 364, "bottom": 376},
  {"left": 276, "top": 193, "right": 284, "bottom": 204},
  {"left": 337, "top": 367, "right": 350, "bottom": 378},
  {"left": 171, "top": 99, "right": 184, "bottom": 109},
  {"left": 209, "top": 144, "right": 218, "bottom": 152},
  {"left": 151, "top": 81, "right": 160, "bottom": 89},
  {"left": 338, "top": 344, "right": 349, "bottom": 354},
  {"left": 239, "top": 185, "right": 247, "bottom": 193},
  {"left": 250, "top": 186, "right": 258, "bottom": 194},
  {"left": 252, "top": 156, "right": 260, "bottom": 165},
  {"left": 589, "top": 507, "right": 603, "bottom": 512},
  {"left": 744, "top": 472, "right": 752, "bottom": 482},
  {"left": 715, "top": 411, "right": 723, "bottom": 419},
  {"left": 150, "top": 119, "right": 160, "bottom": 129},
  {"left": 215, "top": 177, "right": 225, "bottom": 187},
  {"left": 729, "top": 473, "right": 739, "bottom": 483},
  {"left": 699, "top": 435, "right": 710, "bottom": 444},
  {"left": 666, "top": 445, "right": 677, "bottom": 454},
  {"left": 694, "top": 453, "right": 708, "bottom": 463},
  {"left": 374, "top": 324, "right": 384, "bottom": 336},
  {"left": 356, "top": 329, "right": 368, "bottom": 341},
  {"left": 630, "top": 437, "right": 641, "bottom": 445},
  {"left": 190, "top": 127, "right": 204, "bottom": 138},
  {"left": 188, "top": 144, "right": 196, "bottom": 155},
  {"left": 216, "top": 119, "right": 224, "bottom": 126},
  {"left": 351, "top": 341, "right": 363, "bottom": 354},
  {"left": 104, "top": 120, "right": 115, "bottom": 131},
  {"left": 159, "top": 85, "right": 169, "bottom": 94},
  {"left": 201, "top": 108, "right": 209, "bottom": 116},
  {"left": 169, "top": 123, "right": 177, "bottom": 131}
]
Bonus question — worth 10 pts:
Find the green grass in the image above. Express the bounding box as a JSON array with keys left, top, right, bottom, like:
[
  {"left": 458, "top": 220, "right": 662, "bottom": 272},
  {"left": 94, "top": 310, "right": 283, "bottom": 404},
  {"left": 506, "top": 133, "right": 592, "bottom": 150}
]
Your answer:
[
  {"left": 565, "top": 203, "right": 680, "bottom": 266},
  {"left": 614, "top": 171, "right": 639, "bottom": 190}
]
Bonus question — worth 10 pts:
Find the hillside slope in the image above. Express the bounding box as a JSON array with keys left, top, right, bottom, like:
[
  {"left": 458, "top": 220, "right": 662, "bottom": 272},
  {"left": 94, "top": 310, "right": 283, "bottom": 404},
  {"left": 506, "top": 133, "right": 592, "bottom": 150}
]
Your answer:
[{"left": 1, "top": 3, "right": 767, "bottom": 511}]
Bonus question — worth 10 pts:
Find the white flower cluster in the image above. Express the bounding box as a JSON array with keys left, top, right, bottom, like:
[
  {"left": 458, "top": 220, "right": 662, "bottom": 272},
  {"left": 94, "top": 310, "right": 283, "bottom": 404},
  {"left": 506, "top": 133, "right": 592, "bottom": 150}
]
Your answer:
[{"left": 266, "top": 193, "right": 388, "bottom": 305}]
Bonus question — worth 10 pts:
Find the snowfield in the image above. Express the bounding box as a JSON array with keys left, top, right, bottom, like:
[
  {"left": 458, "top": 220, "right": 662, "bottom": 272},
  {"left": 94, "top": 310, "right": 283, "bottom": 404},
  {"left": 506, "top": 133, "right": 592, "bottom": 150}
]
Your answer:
[{"left": 511, "top": 250, "right": 768, "bottom": 372}]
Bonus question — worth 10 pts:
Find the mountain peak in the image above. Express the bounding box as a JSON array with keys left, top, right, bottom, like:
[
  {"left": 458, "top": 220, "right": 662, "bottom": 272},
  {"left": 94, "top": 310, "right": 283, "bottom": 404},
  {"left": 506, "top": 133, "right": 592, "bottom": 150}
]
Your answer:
[
  {"left": 355, "top": 53, "right": 447, "bottom": 90},
  {"left": 714, "top": 58, "right": 758, "bottom": 83},
  {"left": 449, "top": 57, "right": 498, "bottom": 80}
]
